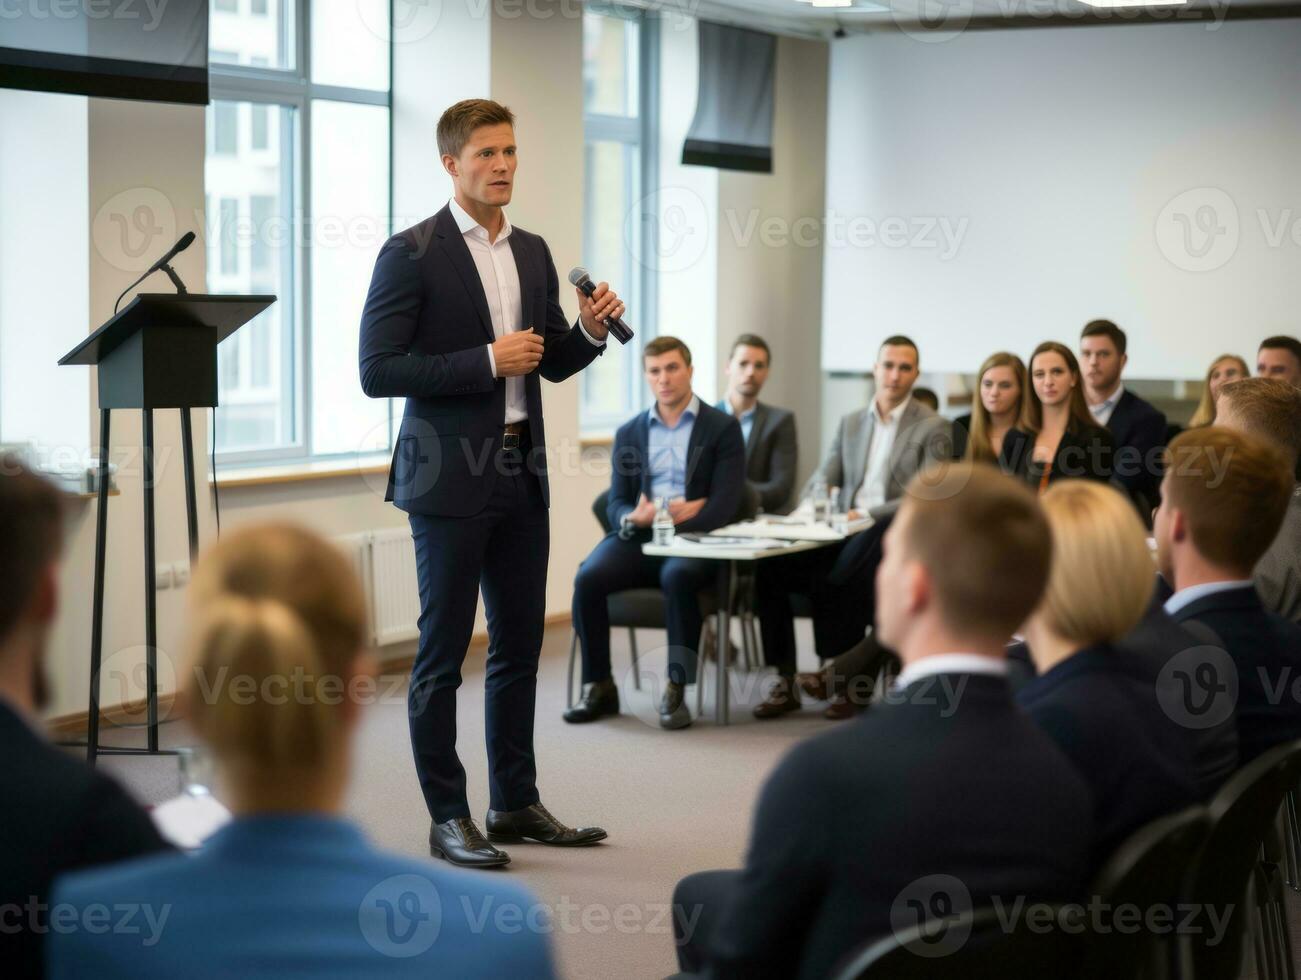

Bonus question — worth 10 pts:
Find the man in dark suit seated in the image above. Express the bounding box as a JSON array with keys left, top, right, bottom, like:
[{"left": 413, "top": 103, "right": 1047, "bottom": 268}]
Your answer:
[
  {"left": 0, "top": 458, "right": 171, "bottom": 979},
  {"left": 565, "top": 337, "right": 745, "bottom": 730},
  {"left": 715, "top": 333, "right": 798, "bottom": 516},
  {"left": 752, "top": 336, "right": 950, "bottom": 720},
  {"left": 1217, "top": 378, "right": 1301, "bottom": 624},
  {"left": 1156, "top": 426, "right": 1301, "bottom": 764},
  {"left": 671, "top": 465, "right": 1093, "bottom": 980},
  {"left": 1079, "top": 319, "right": 1168, "bottom": 517}
]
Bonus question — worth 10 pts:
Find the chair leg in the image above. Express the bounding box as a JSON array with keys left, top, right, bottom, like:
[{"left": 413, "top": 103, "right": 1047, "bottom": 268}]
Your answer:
[
  {"left": 628, "top": 628, "right": 641, "bottom": 691},
  {"left": 1286, "top": 789, "right": 1301, "bottom": 891},
  {"left": 740, "top": 613, "right": 754, "bottom": 670},
  {"left": 567, "top": 630, "right": 579, "bottom": 709},
  {"left": 696, "top": 622, "right": 706, "bottom": 714}
]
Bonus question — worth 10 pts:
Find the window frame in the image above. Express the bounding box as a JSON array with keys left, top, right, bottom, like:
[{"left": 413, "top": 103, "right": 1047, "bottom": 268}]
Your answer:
[
  {"left": 581, "top": 6, "right": 660, "bottom": 434},
  {"left": 207, "top": 0, "right": 394, "bottom": 469}
]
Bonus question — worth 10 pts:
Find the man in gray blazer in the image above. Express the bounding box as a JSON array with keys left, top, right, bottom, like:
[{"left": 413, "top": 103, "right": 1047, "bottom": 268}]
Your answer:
[
  {"left": 715, "top": 334, "right": 798, "bottom": 515},
  {"left": 753, "top": 336, "right": 951, "bottom": 719},
  {"left": 1218, "top": 378, "right": 1301, "bottom": 624}
]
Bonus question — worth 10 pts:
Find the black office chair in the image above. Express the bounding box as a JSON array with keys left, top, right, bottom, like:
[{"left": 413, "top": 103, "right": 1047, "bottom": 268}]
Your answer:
[
  {"left": 1178, "top": 739, "right": 1301, "bottom": 980},
  {"left": 1085, "top": 806, "right": 1210, "bottom": 980},
  {"left": 831, "top": 906, "right": 1084, "bottom": 980}
]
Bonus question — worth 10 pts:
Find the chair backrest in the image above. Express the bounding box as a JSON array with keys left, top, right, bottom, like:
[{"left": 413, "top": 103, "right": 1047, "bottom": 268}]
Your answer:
[
  {"left": 1183, "top": 738, "right": 1301, "bottom": 980},
  {"left": 1085, "top": 806, "right": 1211, "bottom": 977},
  {"left": 831, "top": 906, "right": 1083, "bottom": 980},
  {"left": 592, "top": 489, "right": 612, "bottom": 534}
]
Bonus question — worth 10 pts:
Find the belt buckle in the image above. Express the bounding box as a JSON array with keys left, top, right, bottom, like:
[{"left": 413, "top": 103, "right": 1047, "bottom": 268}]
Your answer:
[{"left": 502, "top": 432, "right": 521, "bottom": 451}]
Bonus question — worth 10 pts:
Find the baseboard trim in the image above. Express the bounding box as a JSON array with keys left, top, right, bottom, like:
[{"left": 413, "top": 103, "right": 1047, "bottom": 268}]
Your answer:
[{"left": 45, "top": 612, "right": 574, "bottom": 739}]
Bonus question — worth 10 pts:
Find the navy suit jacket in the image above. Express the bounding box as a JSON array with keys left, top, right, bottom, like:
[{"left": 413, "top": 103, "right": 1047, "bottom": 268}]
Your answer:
[
  {"left": 1106, "top": 389, "right": 1168, "bottom": 504},
  {"left": 1017, "top": 645, "right": 1199, "bottom": 861},
  {"left": 359, "top": 205, "right": 602, "bottom": 516},
  {"left": 607, "top": 401, "right": 746, "bottom": 535},
  {"left": 49, "top": 814, "right": 555, "bottom": 980},
  {"left": 1168, "top": 585, "right": 1301, "bottom": 765},
  {"left": 704, "top": 674, "right": 1093, "bottom": 980},
  {"left": 715, "top": 400, "right": 798, "bottom": 515}
]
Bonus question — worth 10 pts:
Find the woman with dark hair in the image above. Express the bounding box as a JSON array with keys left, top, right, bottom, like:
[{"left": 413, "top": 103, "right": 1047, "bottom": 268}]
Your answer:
[
  {"left": 952, "top": 352, "right": 1027, "bottom": 464},
  {"left": 1001, "top": 342, "right": 1114, "bottom": 491}
]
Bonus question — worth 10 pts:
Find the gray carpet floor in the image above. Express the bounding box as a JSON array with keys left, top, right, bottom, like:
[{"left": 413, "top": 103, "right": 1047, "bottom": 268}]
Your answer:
[{"left": 93, "top": 620, "right": 828, "bottom": 980}]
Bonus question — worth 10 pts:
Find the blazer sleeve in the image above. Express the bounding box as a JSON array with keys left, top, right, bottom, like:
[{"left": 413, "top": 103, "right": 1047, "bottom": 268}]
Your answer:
[
  {"left": 801, "top": 416, "right": 847, "bottom": 502},
  {"left": 1117, "top": 402, "right": 1169, "bottom": 494},
  {"left": 537, "top": 237, "right": 604, "bottom": 384},
  {"left": 358, "top": 237, "right": 496, "bottom": 399},
  {"left": 678, "top": 418, "right": 746, "bottom": 534},
  {"left": 607, "top": 425, "right": 642, "bottom": 530},
  {"left": 751, "top": 412, "right": 798, "bottom": 514}
]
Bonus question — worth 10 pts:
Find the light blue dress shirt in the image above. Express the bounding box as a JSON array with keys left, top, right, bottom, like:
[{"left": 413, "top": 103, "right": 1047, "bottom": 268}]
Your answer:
[
  {"left": 648, "top": 395, "right": 700, "bottom": 502},
  {"left": 717, "top": 398, "right": 756, "bottom": 446}
]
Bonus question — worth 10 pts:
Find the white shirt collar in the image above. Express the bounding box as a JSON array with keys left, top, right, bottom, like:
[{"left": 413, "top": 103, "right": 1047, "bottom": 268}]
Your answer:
[
  {"left": 875, "top": 394, "right": 911, "bottom": 426},
  {"left": 1090, "top": 382, "right": 1125, "bottom": 415},
  {"left": 893, "top": 653, "right": 1008, "bottom": 692},
  {"left": 449, "top": 197, "right": 512, "bottom": 242},
  {"left": 1164, "top": 579, "right": 1256, "bottom": 617},
  {"left": 650, "top": 394, "right": 700, "bottom": 428}
]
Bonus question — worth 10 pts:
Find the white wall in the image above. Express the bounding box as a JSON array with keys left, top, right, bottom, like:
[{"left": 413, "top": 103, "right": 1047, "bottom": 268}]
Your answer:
[{"left": 822, "top": 19, "right": 1301, "bottom": 379}]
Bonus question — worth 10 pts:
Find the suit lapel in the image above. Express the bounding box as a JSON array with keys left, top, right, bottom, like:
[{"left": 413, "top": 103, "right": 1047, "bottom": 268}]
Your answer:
[
  {"left": 506, "top": 232, "right": 538, "bottom": 329},
  {"left": 685, "top": 406, "right": 708, "bottom": 489},
  {"left": 849, "top": 409, "right": 875, "bottom": 498},
  {"left": 888, "top": 401, "right": 921, "bottom": 471},
  {"left": 435, "top": 207, "right": 495, "bottom": 343},
  {"left": 746, "top": 403, "right": 768, "bottom": 461}
]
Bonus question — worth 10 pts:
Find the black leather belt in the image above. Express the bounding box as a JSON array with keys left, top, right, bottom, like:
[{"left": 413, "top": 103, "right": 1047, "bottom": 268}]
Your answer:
[{"left": 502, "top": 422, "right": 527, "bottom": 451}]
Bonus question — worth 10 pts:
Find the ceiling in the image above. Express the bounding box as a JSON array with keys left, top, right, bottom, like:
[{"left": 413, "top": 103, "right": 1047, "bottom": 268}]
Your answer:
[{"left": 638, "top": 0, "right": 1301, "bottom": 39}]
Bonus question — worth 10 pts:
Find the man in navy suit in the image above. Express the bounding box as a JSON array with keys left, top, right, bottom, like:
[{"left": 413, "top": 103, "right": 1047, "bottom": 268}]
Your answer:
[
  {"left": 359, "top": 99, "right": 621, "bottom": 867},
  {"left": 1080, "top": 319, "right": 1169, "bottom": 519},
  {"left": 565, "top": 336, "right": 745, "bottom": 730},
  {"left": 1156, "top": 426, "right": 1301, "bottom": 765}
]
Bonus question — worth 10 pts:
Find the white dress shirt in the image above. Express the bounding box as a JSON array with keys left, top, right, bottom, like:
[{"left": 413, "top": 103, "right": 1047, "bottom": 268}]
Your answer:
[
  {"left": 1164, "top": 579, "right": 1255, "bottom": 617},
  {"left": 893, "top": 653, "right": 1008, "bottom": 692},
  {"left": 450, "top": 198, "right": 605, "bottom": 425},
  {"left": 1089, "top": 382, "right": 1125, "bottom": 427},
  {"left": 853, "top": 395, "right": 910, "bottom": 514}
]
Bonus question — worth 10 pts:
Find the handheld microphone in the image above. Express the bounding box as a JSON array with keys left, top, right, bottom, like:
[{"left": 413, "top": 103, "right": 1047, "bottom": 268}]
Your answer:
[
  {"left": 113, "top": 232, "right": 197, "bottom": 314},
  {"left": 568, "top": 267, "right": 634, "bottom": 345}
]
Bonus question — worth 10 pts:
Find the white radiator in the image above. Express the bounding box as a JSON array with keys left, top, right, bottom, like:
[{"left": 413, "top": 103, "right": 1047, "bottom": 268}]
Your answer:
[{"left": 334, "top": 529, "right": 421, "bottom": 647}]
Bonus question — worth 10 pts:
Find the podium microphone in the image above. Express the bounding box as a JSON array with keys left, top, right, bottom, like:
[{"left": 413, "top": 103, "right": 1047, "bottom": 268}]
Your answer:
[
  {"left": 114, "top": 232, "right": 196, "bottom": 314},
  {"left": 568, "top": 267, "right": 634, "bottom": 345}
]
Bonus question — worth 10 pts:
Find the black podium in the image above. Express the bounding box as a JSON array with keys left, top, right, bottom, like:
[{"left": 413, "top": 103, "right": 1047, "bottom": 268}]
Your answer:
[{"left": 59, "top": 293, "right": 274, "bottom": 763}]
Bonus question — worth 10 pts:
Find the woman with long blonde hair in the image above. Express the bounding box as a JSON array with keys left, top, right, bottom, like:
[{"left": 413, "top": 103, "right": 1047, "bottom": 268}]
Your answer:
[
  {"left": 1001, "top": 342, "right": 1115, "bottom": 492},
  {"left": 952, "top": 352, "right": 1027, "bottom": 464},
  {"left": 1187, "top": 354, "right": 1250, "bottom": 428},
  {"left": 50, "top": 523, "right": 555, "bottom": 979}
]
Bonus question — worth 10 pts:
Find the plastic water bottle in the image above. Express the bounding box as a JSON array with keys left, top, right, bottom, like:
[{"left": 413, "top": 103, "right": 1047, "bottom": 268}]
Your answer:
[
  {"left": 653, "top": 497, "right": 675, "bottom": 546},
  {"left": 811, "top": 475, "right": 829, "bottom": 524},
  {"left": 827, "top": 487, "right": 841, "bottom": 526}
]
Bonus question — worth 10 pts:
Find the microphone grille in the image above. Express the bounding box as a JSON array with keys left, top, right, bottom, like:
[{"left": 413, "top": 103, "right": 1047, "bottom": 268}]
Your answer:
[{"left": 567, "top": 267, "right": 590, "bottom": 288}]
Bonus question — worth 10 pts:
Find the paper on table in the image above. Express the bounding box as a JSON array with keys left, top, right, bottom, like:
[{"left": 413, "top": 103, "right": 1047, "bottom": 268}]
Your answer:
[
  {"left": 712, "top": 517, "right": 874, "bottom": 542},
  {"left": 674, "top": 534, "right": 789, "bottom": 549}
]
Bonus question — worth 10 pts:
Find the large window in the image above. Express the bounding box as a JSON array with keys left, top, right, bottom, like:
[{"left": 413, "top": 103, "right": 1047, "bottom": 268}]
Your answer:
[
  {"left": 206, "top": 0, "right": 392, "bottom": 463},
  {"left": 582, "top": 7, "right": 659, "bottom": 432}
]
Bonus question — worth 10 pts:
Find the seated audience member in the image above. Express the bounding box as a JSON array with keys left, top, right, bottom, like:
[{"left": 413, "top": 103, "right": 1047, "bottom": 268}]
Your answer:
[
  {"left": 673, "top": 466, "right": 1093, "bottom": 980},
  {"left": 566, "top": 337, "right": 744, "bottom": 730},
  {"left": 0, "top": 460, "right": 171, "bottom": 980},
  {"left": 1187, "top": 354, "right": 1250, "bottom": 428},
  {"left": 1215, "top": 378, "right": 1301, "bottom": 623},
  {"left": 716, "top": 333, "right": 798, "bottom": 515},
  {"left": 1002, "top": 342, "right": 1114, "bottom": 491},
  {"left": 952, "top": 351, "right": 1027, "bottom": 462},
  {"left": 1079, "top": 320, "right": 1167, "bottom": 510},
  {"left": 1156, "top": 427, "right": 1301, "bottom": 764},
  {"left": 50, "top": 524, "right": 554, "bottom": 979},
  {"left": 752, "top": 337, "right": 949, "bottom": 719},
  {"left": 910, "top": 386, "right": 939, "bottom": 412},
  {"left": 1017, "top": 481, "right": 1198, "bottom": 858},
  {"left": 1258, "top": 335, "right": 1301, "bottom": 387}
]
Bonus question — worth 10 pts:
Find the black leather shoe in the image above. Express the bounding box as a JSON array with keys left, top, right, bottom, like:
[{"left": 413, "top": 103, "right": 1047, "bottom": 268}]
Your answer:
[
  {"left": 485, "top": 803, "right": 608, "bottom": 846},
  {"left": 563, "top": 678, "right": 619, "bottom": 724},
  {"left": 658, "top": 680, "right": 692, "bottom": 730},
  {"left": 429, "top": 817, "right": 511, "bottom": 868}
]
